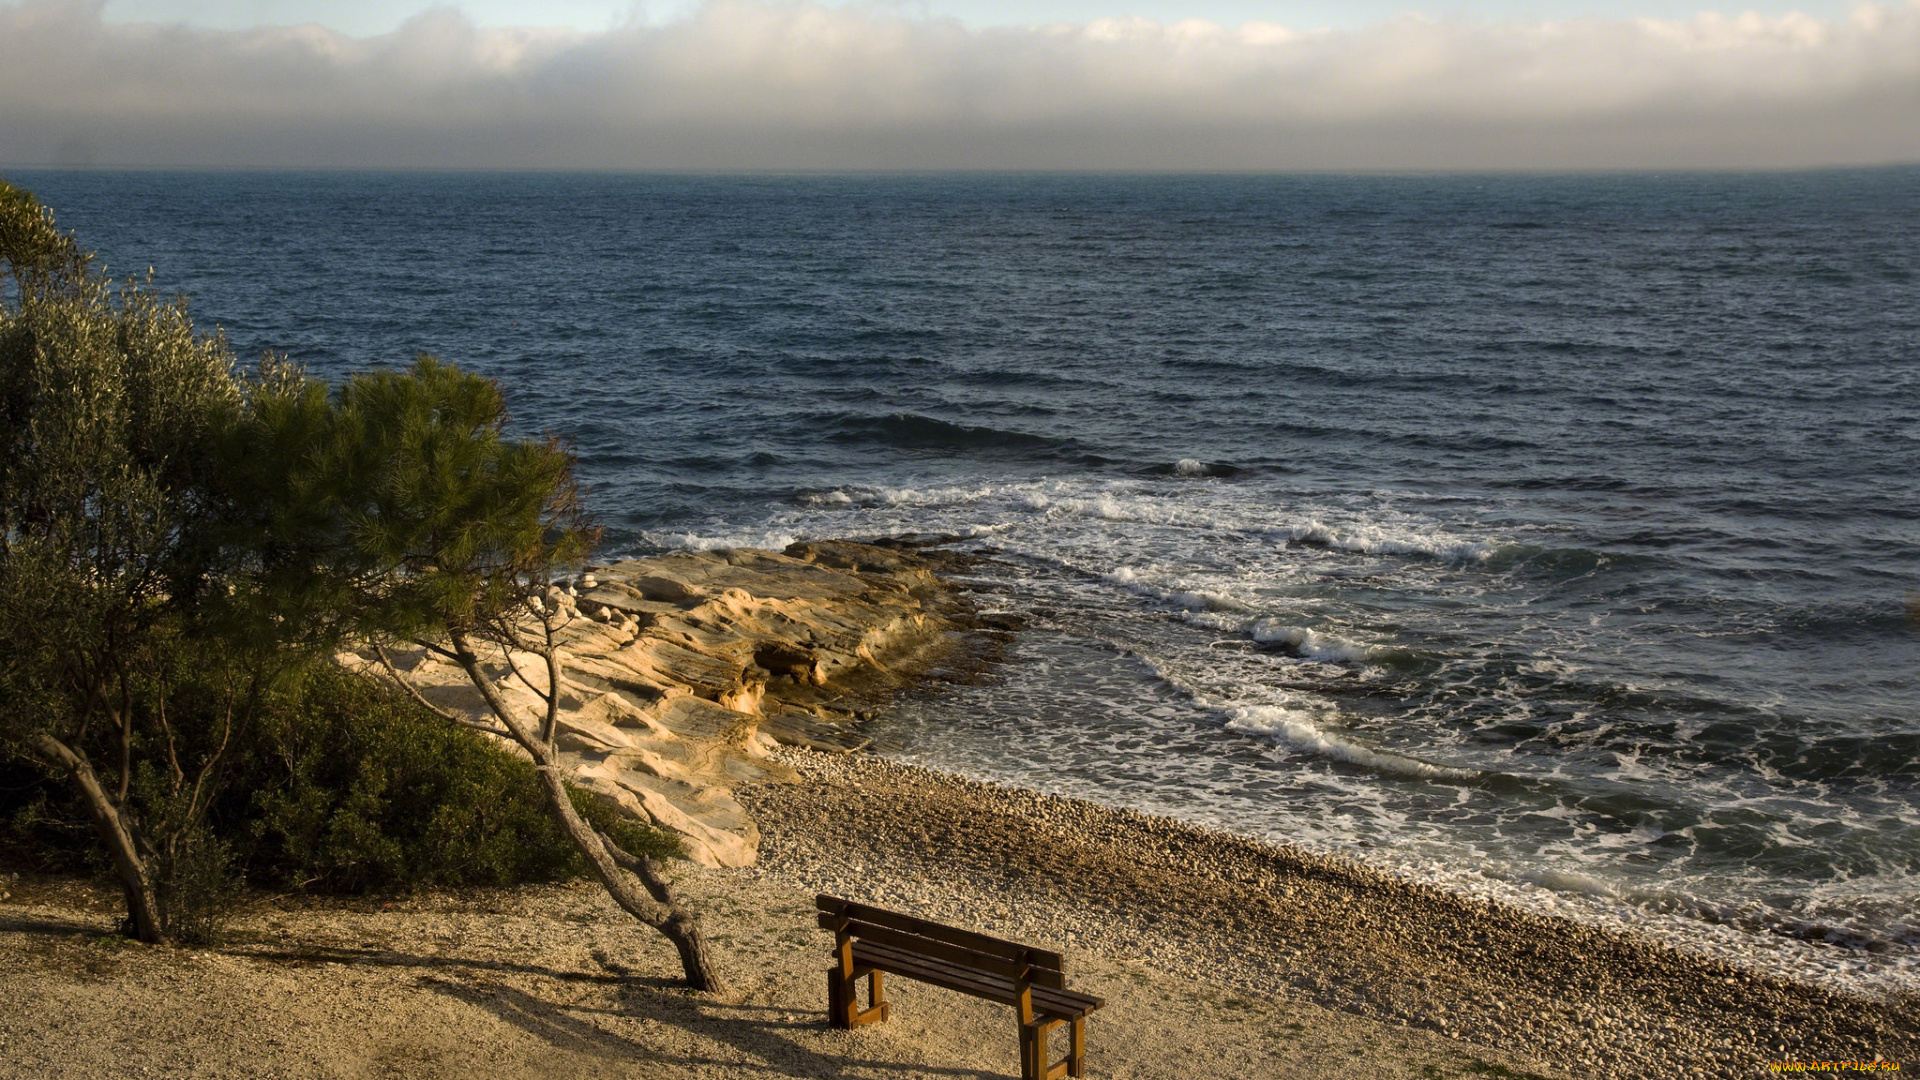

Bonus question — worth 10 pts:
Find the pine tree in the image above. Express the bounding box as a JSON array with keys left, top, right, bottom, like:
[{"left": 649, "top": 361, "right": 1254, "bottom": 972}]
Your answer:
[{"left": 231, "top": 355, "right": 725, "bottom": 991}]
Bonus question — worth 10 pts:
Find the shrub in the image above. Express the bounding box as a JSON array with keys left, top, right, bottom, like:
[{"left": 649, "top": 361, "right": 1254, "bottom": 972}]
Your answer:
[
  {"left": 231, "top": 660, "right": 682, "bottom": 893},
  {"left": 151, "top": 821, "right": 242, "bottom": 946},
  {"left": 0, "top": 656, "right": 682, "bottom": 897}
]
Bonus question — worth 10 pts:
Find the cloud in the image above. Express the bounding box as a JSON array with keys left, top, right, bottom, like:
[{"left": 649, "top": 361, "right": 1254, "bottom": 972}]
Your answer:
[{"left": 2, "top": 0, "right": 1916, "bottom": 169}]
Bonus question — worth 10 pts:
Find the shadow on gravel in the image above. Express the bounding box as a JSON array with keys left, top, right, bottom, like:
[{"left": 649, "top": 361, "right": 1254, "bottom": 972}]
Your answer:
[
  {"left": 235, "top": 941, "right": 667, "bottom": 987},
  {"left": 0, "top": 911, "right": 105, "bottom": 937},
  {"left": 419, "top": 973, "right": 1007, "bottom": 1080}
]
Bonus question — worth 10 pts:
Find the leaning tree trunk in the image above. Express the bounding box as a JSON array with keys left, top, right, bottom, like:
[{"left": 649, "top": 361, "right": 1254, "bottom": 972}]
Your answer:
[
  {"left": 30, "top": 733, "right": 167, "bottom": 944},
  {"left": 532, "top": 762, "right": 726, "bottom": 992},
  {"left": 448, "top": 633, "right": 725, "bottom": 992}
]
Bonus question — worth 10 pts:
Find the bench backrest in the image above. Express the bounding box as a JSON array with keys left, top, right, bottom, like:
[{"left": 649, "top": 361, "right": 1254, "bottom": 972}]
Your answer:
[{"left": 816, "top": 894, "right": 1067, "bottom": 990}]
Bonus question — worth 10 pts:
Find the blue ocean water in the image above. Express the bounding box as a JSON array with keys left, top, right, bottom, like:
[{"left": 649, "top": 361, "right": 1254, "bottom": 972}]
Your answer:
[{"left": 15, "top": 168, "right": 1920, "bottom": 989}]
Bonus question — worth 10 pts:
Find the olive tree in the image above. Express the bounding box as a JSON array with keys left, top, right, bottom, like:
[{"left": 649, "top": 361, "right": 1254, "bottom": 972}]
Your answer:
[
  {"left": 231, "top": 356, "right": 724, "bottom": 991},
  {"left": 0, "top": 180, "right": 243, "bottom": 944}
]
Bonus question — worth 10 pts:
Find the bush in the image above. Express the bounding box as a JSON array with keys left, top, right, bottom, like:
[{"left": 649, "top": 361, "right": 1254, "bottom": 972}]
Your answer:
[
  {"left": 0, "top": 656, "right": 683, "bottom": 896},
  {"left": 0, "top": 761, "right": 95, "bottom": 874},
  {"left": 232, "top": 660, "right": 683, "bottom": 893},
  {"left": 152, "top": 821, "right": 242, "bottom": 946}
]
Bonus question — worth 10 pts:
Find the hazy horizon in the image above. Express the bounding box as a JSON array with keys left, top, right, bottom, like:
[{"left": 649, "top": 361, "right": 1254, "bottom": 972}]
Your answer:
[{"left": 4, "top": 0, "right": 1917, "bottom": 172}]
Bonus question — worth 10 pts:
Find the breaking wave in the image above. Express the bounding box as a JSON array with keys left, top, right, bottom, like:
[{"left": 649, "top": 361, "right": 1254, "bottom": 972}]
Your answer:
[
  {"left": 1140, "top": 458, "right": 1243, "bottom": 478},
  {"left": 1248, "top": 622, "right": 1388, "bottom": 665},
  {"left": 1102, "top": 566, "right": 1252, "bottom": 613},
  {"left": 1224, "top": 704, "right": 1479, "bottom": 781},
  {"left": 1285, "top": 520, "right": 1496, "bottom": 563}
]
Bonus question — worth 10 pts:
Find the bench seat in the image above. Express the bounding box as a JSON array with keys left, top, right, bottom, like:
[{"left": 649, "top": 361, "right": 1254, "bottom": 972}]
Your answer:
[{"left": 851, "top": 937, "right": 1104, "bottom": 1021}]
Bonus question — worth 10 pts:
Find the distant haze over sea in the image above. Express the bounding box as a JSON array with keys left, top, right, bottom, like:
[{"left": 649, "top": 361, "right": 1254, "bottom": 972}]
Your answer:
[{"left": 17, "top": 167, "right": 1920, "bottom": 990}]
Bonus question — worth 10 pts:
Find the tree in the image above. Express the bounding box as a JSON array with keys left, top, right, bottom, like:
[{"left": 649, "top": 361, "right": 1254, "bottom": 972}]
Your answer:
[
  {"left": 2, "top": 181, "right": 721, "bottom": 988},
  {"left": 0, "top": 179, "right": 244, "bottom": 944},
  {"left": 232, "top": 356, "right": 725, "bottom": 991}
]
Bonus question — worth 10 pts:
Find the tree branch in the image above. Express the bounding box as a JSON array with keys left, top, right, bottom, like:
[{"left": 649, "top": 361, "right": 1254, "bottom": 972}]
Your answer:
[
  {"left": 184, "top": 671, "right": 238, "bottom": 825},
  {"left": 496, "top": 641, "right": 548, "bottom": 708},
  {"left": 540, "top": 604, "right": 563, "bottom": 746},
  {"left": 446, "top": 631, "right": 543, "bottom": 749},
  {"left": 373, "top": 643, "right": 506, "bottom": 734},
  {"left": 596, "top": 829, "right": 675, "bottom": 907},
  {"left": 114, "top": 644, "right": 134, "bottom": 804}
]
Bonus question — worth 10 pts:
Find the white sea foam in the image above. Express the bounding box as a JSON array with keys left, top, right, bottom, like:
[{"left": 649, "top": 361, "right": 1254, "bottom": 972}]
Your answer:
[
  {"left": 1037, "top": 492, "right": 1230, "bottom": 527},
  {"left": 1174, "top": 458, "right": 1208, "bottom": 476},
  {"left": 1248, "top": 621, "right": 1382, "bottom": 664},
  {"left": 1521, "top": 867, "right": 1621, "bottom": 899},
  {"left": 879, "top": 484, "right": 996, "bottom": 506},
  {"left": 1286, "top": 519, "right": 1495, "bottom": 563},
  {"left": 1169, "top": 590, "right": 1250, "bottom": 613},
  {"left": 643, "top": 528, "right": 801, "bottom": 552},
  {"left": 1179, "top": 610, "right": 1252, "bottom": 635},
  {"left": 1051, "top": 494, "right": 1153, "bottom": 522},
  {"left": 801, "top": 484, "right": 996, "bottom": 508},
  {"left": 1225, "top": 704, "right": 1478, "bottom": 781},
  {"left": 1102, "top": 566, "right": 1251, "bottom": 613}
]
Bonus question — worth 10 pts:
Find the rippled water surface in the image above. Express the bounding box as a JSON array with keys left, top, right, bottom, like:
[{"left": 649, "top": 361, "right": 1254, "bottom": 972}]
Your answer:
[{"left": 16, "top": 168, "right": 1920, "bottom": 989}]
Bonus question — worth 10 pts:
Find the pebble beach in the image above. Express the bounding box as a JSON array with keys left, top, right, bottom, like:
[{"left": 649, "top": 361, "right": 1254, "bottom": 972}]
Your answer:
[
  {"left": 739, "top": 748, "right": 1918, "bottom": 1078},
  {"left": 3, "top": 742, "right": 1914, "bottom": 1079}
]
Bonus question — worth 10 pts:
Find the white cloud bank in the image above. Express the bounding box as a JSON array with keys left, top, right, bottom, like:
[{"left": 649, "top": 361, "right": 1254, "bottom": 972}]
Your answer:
[{"left": 3, "top": 0, "right": 1917, "bottom": 170}]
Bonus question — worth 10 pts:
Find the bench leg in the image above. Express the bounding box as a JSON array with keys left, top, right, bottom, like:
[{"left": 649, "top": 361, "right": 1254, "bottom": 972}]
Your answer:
[
  {"left": 827, "top": 965, "right": 854, "bottom": 1030},
  {"left": 828, "top": 965, "right": 890, "bottom": 1029},
  {"left": 1068, "top": 1015, "right": 1086, "bottom": 1078},
  {"left": 866, "top": 969, "right": 891, "bottom": 1024},
  {"left": 1020, "top": 1019, "right": 1070, "bottom": 1080}
]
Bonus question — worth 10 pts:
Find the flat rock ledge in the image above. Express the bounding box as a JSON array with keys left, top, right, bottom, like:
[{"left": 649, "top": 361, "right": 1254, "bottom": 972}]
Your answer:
[{"left": 355, "top": 540, "right": 984, "bottom": 868}]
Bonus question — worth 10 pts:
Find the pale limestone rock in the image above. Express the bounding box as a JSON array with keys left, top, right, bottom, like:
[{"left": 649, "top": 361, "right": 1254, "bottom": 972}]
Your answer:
[{"left": 356, "top": 542, "right": 974, "bottom": 868}]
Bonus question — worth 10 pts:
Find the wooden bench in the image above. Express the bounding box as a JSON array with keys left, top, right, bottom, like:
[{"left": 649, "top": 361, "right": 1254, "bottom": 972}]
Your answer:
[{"left": 816, "top": 895, "right": 1105, "bottom": 1080}]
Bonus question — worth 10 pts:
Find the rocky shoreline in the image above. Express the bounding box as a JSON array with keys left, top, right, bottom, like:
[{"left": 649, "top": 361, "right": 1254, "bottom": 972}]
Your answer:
[
  {"left": 365, "top": 539, "right": 991, "bottom": 866},
  {"left": 5, "top": 540, "right": 1913, "bottom": 1079},
  {"left": 377, "top": 538, "right": 1916, "bottom": 1075}
]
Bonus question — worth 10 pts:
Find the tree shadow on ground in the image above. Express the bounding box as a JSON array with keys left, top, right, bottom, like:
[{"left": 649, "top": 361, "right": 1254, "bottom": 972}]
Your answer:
[
  {"left": 234, "top": 940, "right": 661, "bottom": 987},
  {"left": 227, "top": 937, "right": 1006, "bottom": 1080},
  {"left": 419, "top": 973, "right": 1008, "bottom": 1080},
  {"left": 0, "top": 911, "right": 105, "bottom": 936}
]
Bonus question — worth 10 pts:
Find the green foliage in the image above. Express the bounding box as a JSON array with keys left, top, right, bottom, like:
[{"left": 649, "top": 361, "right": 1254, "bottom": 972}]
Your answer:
[
  {"left": 232, "top": 661, "right": 683, "bottom": 892},
  {"left": 150, "top": 821, "right": 242, "bottom": 946},
  {"left": 0, "top": 762, "right": 94, "bottom": 873},
  {"left": 237, "top": 661, "right": 575, "bottom": 891},
  {"left": 0, "top": 179, "right": 682, "bottom": 943},
  {"left": 228, "top": 355, "right": 597, "bottom": 651},
  {"left": 1, "top": 656, "right": 683, "bottom": 894},
  {"left": 0, "top": 181, "right": 85, "bottom": 290}
]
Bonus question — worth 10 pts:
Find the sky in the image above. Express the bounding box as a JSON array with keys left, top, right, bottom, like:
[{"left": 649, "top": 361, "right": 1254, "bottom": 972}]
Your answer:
[
  {"left": 91, "top": 0, "right": 1874, "bottom": 35},
  {"left": 1, "top": 0, "right": 1916, "bottom": 171}
]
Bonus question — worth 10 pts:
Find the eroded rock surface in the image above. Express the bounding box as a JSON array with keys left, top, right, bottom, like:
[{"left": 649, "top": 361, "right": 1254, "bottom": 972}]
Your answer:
[{"left": 363, "top": 541, "right": 977, "bottom": 867}]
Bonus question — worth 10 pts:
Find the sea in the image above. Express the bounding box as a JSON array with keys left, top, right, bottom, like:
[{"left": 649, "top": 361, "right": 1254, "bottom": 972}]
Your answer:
[{"left": 12, "top": 168, "right": 1918, "bottom": 994}]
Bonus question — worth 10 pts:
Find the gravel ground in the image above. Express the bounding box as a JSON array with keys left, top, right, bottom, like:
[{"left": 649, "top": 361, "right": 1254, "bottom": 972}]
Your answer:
[
  {"left": 0, "top": 867, "right": 1545, "bottom": 1080},
  {"left": 737, "top": 748, "right": 1918, "bottom": 1079},
  {"left": 1, "top": 746, "right": 1911, "bottom": 1080}
]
